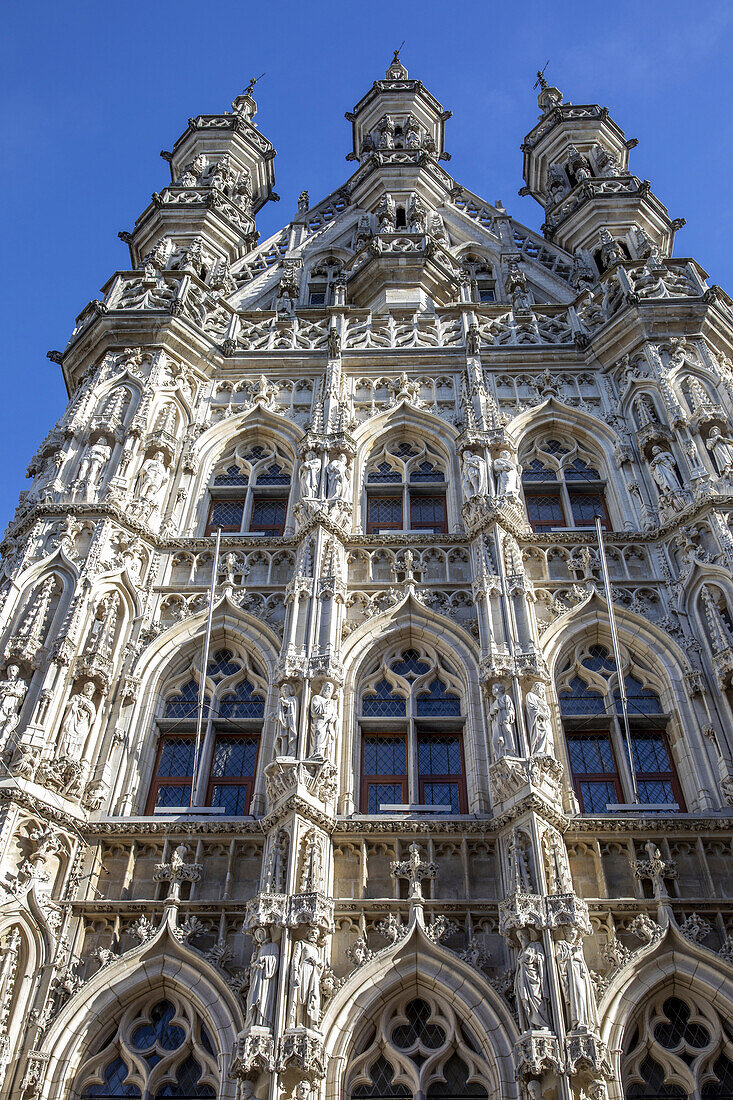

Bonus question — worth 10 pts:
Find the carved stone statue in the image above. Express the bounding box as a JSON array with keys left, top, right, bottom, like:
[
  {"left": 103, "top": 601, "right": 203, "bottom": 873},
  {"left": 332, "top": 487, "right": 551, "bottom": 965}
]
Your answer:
[
  {"left": 299, "top": 451, "right": 321, "bottom": 499},
  {"left": 525, "top": 682, "right": 554, "bottom": 756},
  {"left": 325, "top": 454, "right": 350, "bottom": 502},
  {"left": 377, "top": 115, "right": 395, "bottom": 150},
  {"left": 0, "top": 666, "right": 27, "bottom": 754},
  {"left": 376, "top": 194, "right": 396, "bottom": 234},
  {"left": 404, "top": 114, "right": 421, "bottom": 149},
  {"left": 489, "top": 683, "right": 516, "bottom": 759},
  {"left": 136, "top": 450, "right": 168, "bottom": 504},
  {"left": 706, "top": 427, "right": 733, "bottom": 477},
  {"left": 649, "top": 446, "right": 682, "bottom": 495},
  {"left": 309, "top": 681, "right": 338, "bottom": 760},
  {"left": 462, "top": 452, "right": 489, "bottom": 499},
  {"left": 276, "top": 684, "right": 299, "bottom": 758},
  {"left": 245, "top": 930, "right": 279, "bottom": 1029},
  {"left": 514, "top": 929, "right": 551, "bottom": 1031},
  {"left": 77, "top": 437, "right": 111, "bottom": 494},
  {"left": 407, "top": 193, "right": 427, "bottom": 234},
  {"left": 494, "top": 450, "right": 521, "bottom": 499},
  {"left": 555, "top": 929, "right": 598, "bottom": 1031},
  {"left": 288, "top": 927, "right": 323, "bottom": 1029},
  {"left": 59, "top": 680, "right": 97, "bottom": 757}
]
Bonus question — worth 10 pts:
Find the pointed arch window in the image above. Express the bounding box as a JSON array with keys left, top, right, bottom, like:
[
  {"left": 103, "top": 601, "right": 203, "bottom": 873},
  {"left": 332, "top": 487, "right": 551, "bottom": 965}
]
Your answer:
[
  {"left": 77, "top": 996, "right": 217, "bottom": 1099},
  {"left": 206, "top": 443, "right": 292, "bottom": 536},
  {"left": 557, "top": 644, "right": 684, "bottom": 813},
  {"left": 365, "top": 441, "right": 448, "bottom": 535},
  {"left": 146, "top": 648, "right": 266, "bottom": 815},
  {"left": 360, "top": 648, "right": 466, "bottom": 813},
  {"left": 307, "top": 258, "right": 344, "bottom": 306},
  {"left": 521, "top": 436, "right": 610, "bottom": 532},
  {"left": 624, "top": 992, "right": 733, "bottom": 1100},
  {"left": 462, "top": 254, "right": 496, "bottom": 303}
]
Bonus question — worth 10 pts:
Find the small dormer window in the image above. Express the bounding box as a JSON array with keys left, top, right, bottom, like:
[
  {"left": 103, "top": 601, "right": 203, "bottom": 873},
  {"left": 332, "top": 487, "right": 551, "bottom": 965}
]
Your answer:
[
  {"left": 306, "top": 259, "right": 343, "bottom": 307},
  {"left": 309, "top": 283, "right": 327, "bottom": 306}
]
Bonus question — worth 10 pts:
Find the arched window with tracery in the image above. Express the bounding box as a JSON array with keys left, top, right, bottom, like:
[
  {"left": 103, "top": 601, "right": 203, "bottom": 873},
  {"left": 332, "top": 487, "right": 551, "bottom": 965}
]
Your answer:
[
  {"left": 307, "top": 258, "right": 344, "bottom": 306},
  {"left": 76, "top": 995, "right": 218, "bottom": 1098},
  {"left": 348, "top": 995, "right": 491, "bottom": 1100},
  {"left": 520, "top": 435, "right": 610, "bottom": 532},
  {"left": 556, "top": 642, "right": 684, "bottom": 814},
  {"left": 146, "top": 648, "right": 266, "bottom": 815},
  {"left": 365, "top": 440, "right": 448, "bottom": 535},
  {"left": 359, "top": 645, "right": 465, "bottom": 813},
  {"left": 623, "top": 991, "right": 733, "bottom": 1100},
  {"left": 206, "top": 441, "right": 292, "bottom": 536}
]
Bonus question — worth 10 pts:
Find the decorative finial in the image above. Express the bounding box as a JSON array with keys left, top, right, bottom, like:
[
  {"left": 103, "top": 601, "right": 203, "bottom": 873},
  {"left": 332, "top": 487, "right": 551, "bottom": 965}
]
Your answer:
[
  {"left": 244, "top": 72, "right": 265, "bottom": 97},
  {"left": 386, "top": 43, "right": 408, "bottom": 79},
  {"left": 533, "top": 60, "right": 550, "bottom": 91},
  {"left": 393, "top": 40, "right": 405, "bottom": 64}
]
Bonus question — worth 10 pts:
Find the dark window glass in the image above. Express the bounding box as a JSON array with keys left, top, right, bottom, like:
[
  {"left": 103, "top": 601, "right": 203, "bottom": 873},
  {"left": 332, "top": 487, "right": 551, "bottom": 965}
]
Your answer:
[
  {"left": 210, "top": 784, "right": 251, "bottom": 816},
  {"left": 477, "top": 285, "right": 495, "bottom": 303},
  {"left": 655, "top": 998, "right": 710, "bottom": 1050},
  {"left": 211, "top": 737, "right": 258, "bottom": 778},
  {"left": 583, "top": 645, "right": 615, "bottom": 673},
  {"left": 392, "top": 999, "right": 445, "bottom": 1049},
  {"left": 567, "top": 734, "right": 615, "bottom": 774},
  {"left": 632, "top": 735, "right": 671, "bottom": 773},
  {"left": 207, "top": 649, "right": 240, "bottom": 680},
  {"left": 578, "top": 780, "right": 618, "bottom": 813},
  {"left": 410, "top": 462, "right": 444, "bottom": 483},
  {"left": 564, "top": 459, "right": 601, "bottom": 481},
  {"left": 636, "top": 779, "right": 676, "bottom": 805},
  {"left": 351, "top": 1055, "right": 411, "bottom": 1099},
  {"left": 542, "top": 439, "right": 570, "bottom": 456},
  {"left": 566, "top": 732, "right": 621, "bottom": 812},
  {"left": 257, "top": 463, "right": 290, "bottom": 486},
  {"left": 418, "top": 735, "right": 462, "bottom": 775},
  {"left": 131, "top": 1002, "right": 185, "bottom": 1052},
  {"left": 559, "top": 676, "right": 606, "bottom": 715},
  {"left": 157, "top": 738, "right": 196, "bottom": 777},
  {"left": 164, "top": 681, "right": 209, "bottom": 720},
  {"left": 525, "top": 491, "right": 565, "bottom": 531},
  {"left": 391, "top": 650, "right": 430, "bottom": 678},
  {"left": 250, "top": 497, "right": 287, "bottom": 535},
  {"left": 366, "top": 783, "right": 404, "bottom": 813},
  {"left": 616, "top": 676, "right": 662, "bottom": 715},
  {"left": 364, "top": 736, "right": 407, "bottom": 776},
  {"left": 218, "top": 680, "right": 266, "bottom": 719},
  {"left": 154, "top": 784, "right": 192, "bottom": 808},
  {"left": 213, "top": 465, "right": 248, "bottom": 486},
  {"left": 83, "top": 1056, "right": 141, "bottom": 1097},
  {"left": 522, "top": 460, "right": 557, "bottom": 482},
  {"left": 410, "top": 494, "right": 447, "bottom": 532},
  {"left": 206, "top": 499, "right": 243, "bottom": 534},
  {"left": 362, "top": 679, "right": 407, "bottom": 717},
  {"left": 416, "top": 679, "right": 461, "bottom": 716},
  {"left": 367, "top": 496, "right": 402, "bottom": 532},
  {"left": 626, "top": 1055, "right": 686, "bottom": 1099},
  {"left": 367, "top": 462, "right": 402, "bottom": 483},
  {"left": 569, "top": 491, "right": 607, "bottom": 527},
  {"left": 154, "top": 1053, "right": 215, "bottom": 1097}
]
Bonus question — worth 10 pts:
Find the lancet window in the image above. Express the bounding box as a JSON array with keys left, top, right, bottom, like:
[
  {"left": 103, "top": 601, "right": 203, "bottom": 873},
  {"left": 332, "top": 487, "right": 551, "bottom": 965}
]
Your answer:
[
  {"left": 365, "top": 441, "right": 448, "bottom": 535},
  {"left": 146, "top": 648, "right": 266, "bottom": 815},
  {"left": 75, "top": 995, "right": 218, "bottom": 1098},
  {"left": 206, "top": 442, "right": 292, "bottom": 536},
  {"left": 520, "top": 436, "right": 610, "bottom": 532},
  {"left": 556, "top": 643, "right": 684, "bottom": 813},
  {"left": 359, "top": 646, "right": 465, "bottom": 813},
  {"left": 348, "top": 995, "right": 490, "bottom": 1100},
  {"left": 623, "top": 991, "right": 733, "bottom": 1100}
]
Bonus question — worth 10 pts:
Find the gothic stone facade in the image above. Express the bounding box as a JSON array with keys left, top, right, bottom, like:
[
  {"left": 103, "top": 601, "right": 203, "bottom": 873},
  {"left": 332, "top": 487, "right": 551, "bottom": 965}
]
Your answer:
[{"left": 0, "top": 55, "right": 731, "bottom": 1100}]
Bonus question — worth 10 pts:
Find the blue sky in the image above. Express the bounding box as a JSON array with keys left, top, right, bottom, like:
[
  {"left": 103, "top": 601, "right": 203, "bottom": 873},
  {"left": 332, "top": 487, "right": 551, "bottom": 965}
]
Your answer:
[{"left": 1, "top": 0, "right": 730, "bottom": 527}]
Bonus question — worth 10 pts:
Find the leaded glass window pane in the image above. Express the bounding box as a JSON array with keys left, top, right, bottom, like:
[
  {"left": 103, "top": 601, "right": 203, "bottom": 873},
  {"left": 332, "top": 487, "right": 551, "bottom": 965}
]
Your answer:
[
  {"left": 364, "top": 736, "right": 407, "bottom": 776},
  {"left": 567, "top": 735, "right": 615, "bottom": 774},
  {"left": 525, "top": 491, "right": 565, "bottom": 530},
  {"left": 210, "top": 785, "right": 250, "bottom": 816},
  {"left": 367, "top": 497, "right": 402, "bottom": 525},
  {"left": 616, "top": 676, "right": 662, "bottom": 715},
  {"left": 569, "top": 491, "right": 606, "bottom": 526},
  {"left": 213, "top": 465, "right": 248, "bottom": 486},
  {"left": 415, "top": 679, "right": 461, "bottom": 716},
  {"left": 164, "top": 682, "right": 209, "bottom": 720},
  {"left": 83, "top": 1056, "right": 141, "bottom": 1097},
  {"left": 423, "top": 782, "right": 460, "bottom": 812},
  {"left": 565, "top": 459, "right": 601, "bottom": 481},
  {"left": 578, "top": 780, "right": 617, "bottom": 813},
  {"left": 367, "top": 783, "right": 403, "bottom": 813},
  {"left": 207, "top": 500, "right": 243, "bottom": 530},
  {"left": 250, "top": 497, "right": 287, "bottom": 534},
  {"left": 636, "top": 780, "right": 676, "bottom": 805},
  {"left": 410, "top": 495, "right": 446, "bottom": 529},
  {"left": 131, "top": 1002, "right": 185, "bottom": 1052},
  {"left": 154, "top": 784, "right": 192, "bottom": 808},
  {"left": 157, "top": 739, "right": 196, "bottom": 777},
  {"left": 390, "top": 651, "right": 430, "bottom": 678},
  {"left": 362, "top": 680, "right": 407, "bottom": 717},
  {"left": 391, "top": 999, "right": 445, "bottom": 1049},
  {"left": 368, "top": 463, "right": 402, "bottom": 483},
  {"left": 410, "top": 462, "right": 444, "bottom": 482},
  {"left": 218, "top": 679, "right": 265, "bottom": 718},
  {"left": 418, "top": 736, "right": 461, "bottom": 775},
  {"left": 632, "top": 735, "right": 672, "bottom": 773},
  {"left": 211, "top": 737, "right": 258, "bottom": 777},
  {"left": 559, "top": 677, "right": 605, "bottom": 715},
  {"left": 257, "top": 463, "right": 290, "bottom": 485},
  {"left": 522, "top": 459, "right": 557, "bottom": 482}
]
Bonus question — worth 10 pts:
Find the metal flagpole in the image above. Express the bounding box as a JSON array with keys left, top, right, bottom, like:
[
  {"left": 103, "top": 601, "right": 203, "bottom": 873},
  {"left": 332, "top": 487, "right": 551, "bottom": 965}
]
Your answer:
[
  {"left": 190, "top": 525, "right": 222, "bottom": 807},
  {"left": 595, "top": 515, "right": 641, "bottom": 805}
]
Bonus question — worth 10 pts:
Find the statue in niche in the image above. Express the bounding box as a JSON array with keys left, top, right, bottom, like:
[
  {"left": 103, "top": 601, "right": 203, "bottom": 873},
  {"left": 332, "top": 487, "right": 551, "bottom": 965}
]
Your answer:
[
  {"left": 136, "top": 450, "right": 168, "bottom": 504},
  {"left": 525, "top": 682, "right": 554, "bottom": 756},
  {"left": 649, "top": 446, "right": 682, "bottom": 495},
  {"left": 245, "top": 929, "right": 279, "bottom": 1029},
  {"left": 309, "top": 681, "right": 338, "bottom": 760},
  {"left": 555, "top": 928, "right": 598, "bottom": 1031},
  {"left": 706, "top": 426, "right": 733, "bottom": 477},
  {"left": 489, "top": 683, "right": 516, "bottom": 759},
  {"left": 494, "top": 450, "right": 521, "bottom": 499},
  {"left": 0, "top": 666, "right": 27, "bottom": 754},
  {"left": 377, "top": 115, "right": 395, "bottom": 150},
  {"left": 299, "top": 451, "right": 321, "bottom": 500},
  {"left": 325, "top": 453, "right": 350, "bottom": 502},
  {"left": 514, "top": 929, "right": 551, "bottom": 1031},
  {"left": 276, "top": 684, "right": 299, "bottom": 758},
  {"left": 461, "top": 451, "right": 489, "bottom": 498},
  {"left": 77, "top": 437, "right": 112, "bottom": 495},
  {"left": 287, "top": 927, "right": 324, "bottom": 1029},
  {"left": 404, "top": 114, "right": 421, "bottom": 149},
  {"left": 407, "top": 193, "right": 427, "bottom": 234},
  {"left": 58, "top": 680, "right": 97, "bottom": 757}
]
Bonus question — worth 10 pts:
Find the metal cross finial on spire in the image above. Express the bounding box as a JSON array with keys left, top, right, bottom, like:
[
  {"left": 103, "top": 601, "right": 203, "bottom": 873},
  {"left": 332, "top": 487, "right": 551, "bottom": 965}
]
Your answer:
[
  {"left": 391, "top": 842, "right": 437, "bottom": 902},
  {"left": 244, "top": 72, "right": 266, "bottom": 96},
  {"left": 533, "top": 60, "right": 550, "bottom": 91}
]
